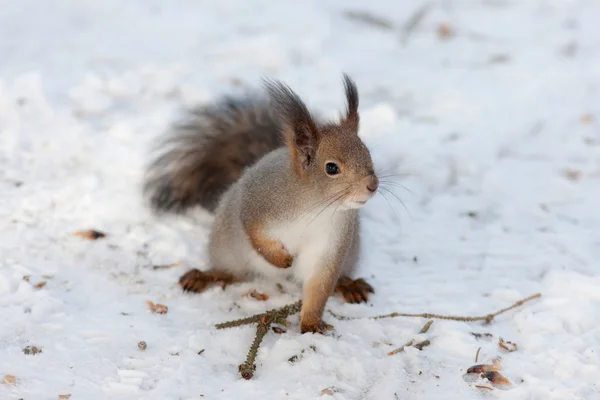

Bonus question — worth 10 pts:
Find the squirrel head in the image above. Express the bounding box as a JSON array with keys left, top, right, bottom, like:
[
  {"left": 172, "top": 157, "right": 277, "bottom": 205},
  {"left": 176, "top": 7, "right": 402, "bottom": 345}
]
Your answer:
[{"left": 264, "top": 74, "right": 378, "bottom": 209}]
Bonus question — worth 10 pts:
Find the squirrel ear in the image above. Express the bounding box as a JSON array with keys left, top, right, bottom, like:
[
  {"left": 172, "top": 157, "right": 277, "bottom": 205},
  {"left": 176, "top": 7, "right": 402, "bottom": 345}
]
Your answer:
[
  {"left": 342, "top": 73, "right": 359, "bottom": 131},
  {"left": 263, "top": 78, "right": 320, "bottom": 174}
]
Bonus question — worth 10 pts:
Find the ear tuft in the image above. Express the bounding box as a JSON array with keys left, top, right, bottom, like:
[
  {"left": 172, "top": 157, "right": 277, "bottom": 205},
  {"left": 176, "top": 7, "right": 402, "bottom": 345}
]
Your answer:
[
  {"left": 342, "top": 73, "right": 359, "bottom": 129},
  {"left": 262, "top": 78, "right": 320, "bottom": 175}
]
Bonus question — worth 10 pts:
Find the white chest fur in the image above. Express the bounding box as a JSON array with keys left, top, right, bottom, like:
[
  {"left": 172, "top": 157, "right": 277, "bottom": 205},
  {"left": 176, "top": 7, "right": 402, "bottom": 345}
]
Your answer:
[{"left": 271, "top": 208, "right": 346, "bottom": 282}]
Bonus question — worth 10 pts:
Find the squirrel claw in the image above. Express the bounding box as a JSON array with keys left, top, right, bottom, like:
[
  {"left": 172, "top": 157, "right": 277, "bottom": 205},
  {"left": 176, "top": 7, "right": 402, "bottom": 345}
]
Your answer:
[{"left": 301, "top": 320, "right": 333, "bottom": 334}]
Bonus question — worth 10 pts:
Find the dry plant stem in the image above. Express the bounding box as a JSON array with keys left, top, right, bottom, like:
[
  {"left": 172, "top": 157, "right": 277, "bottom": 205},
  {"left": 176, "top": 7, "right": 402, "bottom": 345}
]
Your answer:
[
  {"left": 475, "top": 347, "right": 481, "bottom": 363},
  {"left": 413, "top": 339, "right": 430, "bottom": 351},
  {"left": 388, "top": 320, "right": 433, "bottom": 356},
  {"left": 419, "top": 320, "right": 433, "bottom": 334},
  {"left": 329, "top": 293, "right": 541, "bottom": 323},
  {"left": 238, "top": 317, "right": 270, "bottom": 380},
  {"left": 215, "top": 301, "right": 303, "bottom": 380},
  {"left": 215, "top": 301, "right": 302, "bottom": 330}
]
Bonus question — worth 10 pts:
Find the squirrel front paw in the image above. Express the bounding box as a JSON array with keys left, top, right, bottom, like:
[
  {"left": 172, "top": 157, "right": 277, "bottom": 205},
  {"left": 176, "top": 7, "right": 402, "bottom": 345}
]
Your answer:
[
  {"left": 300, "top": 320, "right": 333, "bottom": 334},
  {"left": 269, "top": 246, "right": 294, "bottom": 269}
]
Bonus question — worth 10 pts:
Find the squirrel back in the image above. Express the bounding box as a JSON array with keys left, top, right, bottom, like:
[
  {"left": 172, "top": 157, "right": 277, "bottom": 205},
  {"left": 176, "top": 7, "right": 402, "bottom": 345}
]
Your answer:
[{"left": 143, "top": 94, "right": 284, "bottom": 213}]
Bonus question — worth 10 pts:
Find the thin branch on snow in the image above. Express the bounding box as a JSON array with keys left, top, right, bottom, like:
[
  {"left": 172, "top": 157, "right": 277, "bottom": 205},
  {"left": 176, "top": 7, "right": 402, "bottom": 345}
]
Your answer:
[
  {"left": 215, "top": 301, "right": 301, "bottom": 330},
  {"left": 215, "top": 301, "right": 302, "bottom": 380},
  {"left": 216, "top": 293, "right": 540, "bottom": 379},
  {"left": 329, "top": 293, "right": 541, "bottom": 324},
  {"left": 388, "top": 319, "right": 433, "bottom": 356}
]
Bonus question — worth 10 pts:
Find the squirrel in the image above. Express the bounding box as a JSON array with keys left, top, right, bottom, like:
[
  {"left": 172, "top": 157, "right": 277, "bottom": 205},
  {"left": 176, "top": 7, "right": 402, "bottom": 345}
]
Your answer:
[{"left": 143, "top": 74, "right": 379, "bottom": 333}]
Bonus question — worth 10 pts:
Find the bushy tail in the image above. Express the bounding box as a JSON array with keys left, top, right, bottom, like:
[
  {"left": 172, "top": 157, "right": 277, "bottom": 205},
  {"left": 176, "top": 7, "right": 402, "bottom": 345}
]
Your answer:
[{"left": 143, "top": 94, "right": 284, "bottom": 213}]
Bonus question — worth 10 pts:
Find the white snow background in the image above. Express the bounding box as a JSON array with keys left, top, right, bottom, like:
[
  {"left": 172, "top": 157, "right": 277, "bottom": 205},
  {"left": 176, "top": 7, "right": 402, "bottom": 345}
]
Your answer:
[{"left": 1, "top": 0, "right": 600, "bottom": 399}]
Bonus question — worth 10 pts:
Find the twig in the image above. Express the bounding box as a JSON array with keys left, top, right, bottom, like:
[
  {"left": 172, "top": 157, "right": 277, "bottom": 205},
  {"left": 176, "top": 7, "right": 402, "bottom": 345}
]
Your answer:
[
  {"left": 238, "top": 317, "right": 270, "bottom": 380},
  {"left": 419, "top": 320, "right": 434, "bottom": 334},
  {"left": 475, "top": 347, "right": 481, "bottom": 363},
  {"left": 400, "top": 2, "right": 432, "bottom": 46},
  {"left": 413, "top": 339, "right": 430, "bottom": 351},
  {"left": 215, "top": 301, "right": 302, "bottom": 379},
  {"left": 387, "top": 338, "right": 415, "bottom": 356},
  {"left": 215, "top": 301, "right": 302, "bottom": 330},
  {"left": 331, "top": 293, "right": 541, "bottom": 324},
  {"left": 388, "top": 320, "right": 433, "bottom": 356},
  {"left": 217, "top": 293, "right": 541, "bottom": 378}
]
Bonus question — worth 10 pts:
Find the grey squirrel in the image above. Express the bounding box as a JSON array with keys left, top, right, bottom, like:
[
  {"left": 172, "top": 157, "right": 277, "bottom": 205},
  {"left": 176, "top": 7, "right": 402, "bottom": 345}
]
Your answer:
[{"left": 143, "top": 74, "right": 379, "bottom": 333}]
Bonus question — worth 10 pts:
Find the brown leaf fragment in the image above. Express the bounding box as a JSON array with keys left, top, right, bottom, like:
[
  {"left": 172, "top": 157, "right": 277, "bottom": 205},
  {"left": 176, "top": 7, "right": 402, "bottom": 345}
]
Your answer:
[
  {"left": 484, "top": 371, "right": 512, "bottom": 386},
  {"left": 22, "top": 275, "right": 31, "bottom": 282},
  {"left": 73, "top": 229, "right": 106, "bottom": 240},
  {"left": 146, "top": 300, "right": 168, "bottom": 314},
  {"left": 498, "top": 337, "right": 517, "bottom": 352},
  {"left": 475, "top": 385, "right": 493, "bottom": 391},
  {"left": 467, "top": 364, "right": 502, "bottom": 374},
  {"left": 437, "top": 23, "right": 454, "bottom": 39},
  {"left": 564, "top": 168, "right": 582, "bottom": 181},
  {"left": 320, "top": 387, "right": 338, "bottom": 396},
  {"left": 23, "top": 345, "right": 43, "bottom": 355},
  {"left": 33, "top": 281, "right": 47, "bottom": 290},
  {"left": 58, "top": 395, "right": 72, "bottom": 399},
  {"left": 137, "top": 341, "right": 147, "bottom": 351},
  {"left": 3, "top": 374, "right": 17, "bottom": 386},
  {"left": 244, "top": 289, "right": 269, "bottom": 301}
]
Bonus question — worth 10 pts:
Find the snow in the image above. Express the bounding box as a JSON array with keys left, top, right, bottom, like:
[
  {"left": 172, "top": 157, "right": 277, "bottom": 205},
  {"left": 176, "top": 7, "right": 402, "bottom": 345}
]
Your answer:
[{"left": 1, "top": 0, "right": 600, "bottom": 399}]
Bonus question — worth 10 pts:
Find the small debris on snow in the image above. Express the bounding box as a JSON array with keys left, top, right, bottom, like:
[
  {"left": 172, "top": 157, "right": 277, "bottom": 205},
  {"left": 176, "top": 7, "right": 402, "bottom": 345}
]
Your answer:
[
  {"left": 498, "top": 337, "right": 517, "bottom": 352},
  {"left": 58, "top": 394, "right": 72, "bottom": 399},
  {"left": 471, "top": 332, "right": 493, "bottom": 340},
  {"left": 2, "top": 374, "right": 17, "bottom": 386},
  {"left": 437, "top": 23, "right": 454, "bottom": 39},
  {"left": 483, "top": 371, "right": 512, "bottom": 387},
  {"left": 243, "top": 289, "right": 269, "bottom": 301},
  {"left": 320, "top": 386, "right": 341, "bottom": 396},
  {"left": 73, "top": 229, "right": 106, "bottom": 240},
  {"left": 564, "top": 168, "right": 582, "bottom": 181},
  {"left": 23, "top": 345, "right": 43, "bottom": 355},
  {"left": 467, "top": 364, "right": 502, "bottom": 374},
  {"left": 33, "top": 281, "right": 47, "bottom": 290},
  {"left": 146, "top": 300, "right": 168, "bottom": 314},
  {"left": 272, "top": 326, "right": 286, "bottom": 334},
  {"left": 137, "top": 341, "right": 147, "bottom": 351},
  {"left": 152, "top": 262, "right": 181, "bottom": 270}
]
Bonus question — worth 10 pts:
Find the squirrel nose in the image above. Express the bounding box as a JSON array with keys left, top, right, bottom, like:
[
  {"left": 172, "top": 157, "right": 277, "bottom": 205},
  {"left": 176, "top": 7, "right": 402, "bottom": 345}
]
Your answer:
[{"left": 366, "top": 176, "right": 379, "bottom": 193}]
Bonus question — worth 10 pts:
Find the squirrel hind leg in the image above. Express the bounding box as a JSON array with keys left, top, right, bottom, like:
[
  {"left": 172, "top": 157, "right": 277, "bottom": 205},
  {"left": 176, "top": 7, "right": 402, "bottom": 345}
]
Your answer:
[
  {"left": 179, "top": 268, "right": 239, "bottom": 293},
  {"left": 334, "top": 276, "right": 375, "bottom": 304}
]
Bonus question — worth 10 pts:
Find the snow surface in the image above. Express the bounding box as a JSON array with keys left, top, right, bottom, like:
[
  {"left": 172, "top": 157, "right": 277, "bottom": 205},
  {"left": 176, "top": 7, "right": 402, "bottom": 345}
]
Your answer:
[{"left": 1, "top": 0, "right": 600, "bottom": 399}]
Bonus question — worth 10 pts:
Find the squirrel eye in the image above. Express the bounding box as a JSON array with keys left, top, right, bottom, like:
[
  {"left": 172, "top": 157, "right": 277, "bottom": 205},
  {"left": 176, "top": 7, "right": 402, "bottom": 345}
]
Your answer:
[{"left": 325, "top": 162, "right": 340, "bottom": 176}]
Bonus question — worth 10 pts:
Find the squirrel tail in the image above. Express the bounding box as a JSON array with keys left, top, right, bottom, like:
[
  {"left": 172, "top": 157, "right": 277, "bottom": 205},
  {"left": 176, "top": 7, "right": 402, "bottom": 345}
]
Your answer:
[{"left": 143, "top": 94, "right": 283, "bottom": 214}]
